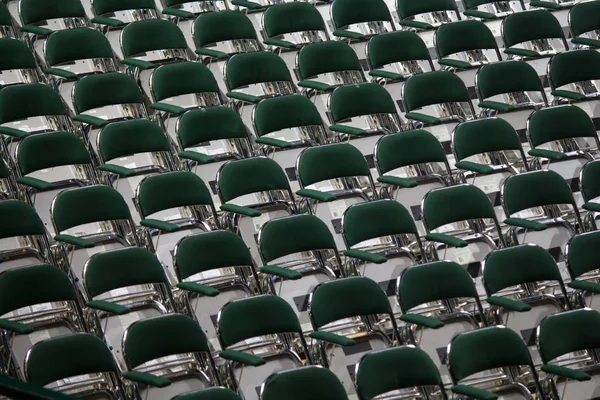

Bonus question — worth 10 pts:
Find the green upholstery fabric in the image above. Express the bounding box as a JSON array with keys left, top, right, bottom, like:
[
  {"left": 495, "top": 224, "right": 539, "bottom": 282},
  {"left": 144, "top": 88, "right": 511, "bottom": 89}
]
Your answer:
[
  {"left": 74, "top": 72, "right": 143, "bottom": 113},
  {"left": 98, "top": 119, "right": 169, "bottom": 161},
  {"left": 422, "top": 185, "right": 495, "bottom": 230},
  {"left": 436, "top": 20, "right": 497, "bottom": 58},
  {"left": 26, "top": 333, "right": 117, "bottom": 387},
  {"left": 46, "top": 28, "right": 113, "bottom": 66},
  {"left": 298, "top": 143, "right": 370, "bottom": 187},
  {"left": 404, "top": 71, "right": 470, "bottom": 112},
  {"left": 356, "top": 346, "right": 442, "bottom": 400},
  {"left": 259, "top": 214, "right": 336, "bottom": 263},
  {"left": 226, "top": 51, "right": 291, "bottom": 90},
  {"left": 151, "top": 62, "right": 219, "bottom": 102},
  {"left": 464, "top": 0, "right": 505, "bottom": 7},
  {"left": 503, "top": 10, "right": 564, "bottom": 48},
  {"left": 331, "top": 0, "right": 393, "bottom": 28},
  {"left": 20, "top": 0, "right": 86, "bottom": 25},
  {"left": 173, "top": 387, "right": 242, "bottom": 400},
  {"left": 17, "top": 131, "right": 90, "bottom": 175},
  {"left": 178, "top": 106, "right": 247, "bottom": 149},
  {"left": 448, "top": 326, "right": 532, "bottom": 382},
  {"left": 0, "top": 200, "right": 45, "bottom": 239},
  {"left": 398, "top": 261, "right": 478, "bottom": 312},
  {"left": 529, "top": 105, "right": 596, "bottom": 148},
  {"left": 477, "top": 61, "right": 543, "bottom": 99},
  {"left": 330, "top": 82, "right": 396, "bottom": 122},
  {"left": 581, "top": 160, "right": 600, "bottom": 201},
  {"left": 218, "top": 157, "right": 290, "bottom": 203},
  {"left": 254, "top": 95, "right": 322, "bottom": 136},
  {"left": 262, "top": 367, "right": 348, "bottom": 400},
  {"left": 538, "top": 309, "right": 600, "bottom": 363},
  {"left": 549, "top": 50, "right": 600, "bottom": 89},
  {"left": 483, "top": 244, "right": 562, "bottom": 295},
  {"left": 122, "top": 19, "right": 187, "bottom": 57},
  {"left": 298, "top": 41, "right": 362, "bottom": 79},
  {"left": 0, "top": 83, "right": 65, "bottom": 124},
  {"left": 453, "top": 118, "right": 521, "bottom": 161},
  {"left": 218, "top": 295, "right": 301, "bottom": 348},
  {"left": 570, "top": 1, "right": 600, "bottom": 37},
  {"left": 376, "top": 130, "right": 447, "bottom": 174},
  {"left": 0, "top": 39, "right": 37, "bottom": 71},
  {"left": 52, "top": 185, "right": 131, "bottom": 233},
  {"left": 124, "top": 314, "right": 210, "bottom": 368},
  {"left": 166, "top": 0, "right": 204, "bottom": 5},
  {"left": 397, "top": 0, "right": 457, "bottom": 19},
  {"left": 567, "top": 231, "right": 600, "bottom": 279},
  {"left": 310, "top": 277, "right": 391, "bottom": 329},
  {"left": 263, "top": 2, "right": 326, "bottom": 38},
  {"left": 367, "top": 31, "right": 430, "bottom": 69},
  {"left": 343, "top": 200, "right": 417, "bottom": 247},
  {"left": 175, "top": 230, "right": 253, "bottom": 280},
  {"left": 502, "top": 170, "right": 574, "bottom": 216},
  {"left": 0, "top": 2, "right": 11, "bottom": 26},
  {"left": 84, "top": 247, "right": 167, "bottom": 298},
  {"left": 194, "top": 11, "right": 256, "bottom": 47},
  {"left": 93, "top": 0, "right": 155, "bottom": 15}
]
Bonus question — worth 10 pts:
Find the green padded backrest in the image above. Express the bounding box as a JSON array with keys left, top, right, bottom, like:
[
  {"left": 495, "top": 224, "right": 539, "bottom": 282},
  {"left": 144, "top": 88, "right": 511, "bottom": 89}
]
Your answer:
[
  {"left": 298, "top": 41, "right": 362, "bottom": 79},
  {"left": 26, "top": 333, "right": 117, "bottom": 386},
  {"left": 0, "top": 2, "right": 11, "bottom": 26},
  {"left": 0, "top": 38, "right": 36, "bottom": 71},
  {"left": 569, "top": 0, "right": 600, "bottom": 36},
  {"left": 194, "top": 11, "right": 256, "bottom": 47},
  {"left": 254, "top": 95, "right": 323, "bottom": 137},
  {"left": 259, "top": 214, "right": 336, "bottom": 263},
  {"left": 332, "top": 0, "right": 392, "bottom": 28},
  {"left": 404, "top": 71, "right": 470, "bottom": 112},
  {"left": 397, "top": 0, "right": 457, "bottom": 19},
  {"left": 263, "top": 2, "right": 326, "bottom": 38},
  {"left": 398, "top": 261, "right": 478, "bottom": 312},
  {"left": 550, "top": 50, "right": 600, "bottom": 89},
  {"left": 343, "top": 200, "right": 417, "bottom": 247},
  {"left": 502, "top": 10, "right": 564, "bottom": 47},
  {"left": 151, "top": 62, "right": 219, "bottom": 102},
  {"left": 74, "top": 72, "right": 143, "bottom": 113},
  {"left": 226, "top": 51, "right": 292, "bottom": 90},
  {"left": 502, "top": 170, "right": 574, "bottom": 216},
  {"left": 0, "top": 264, "right": 77, "bottom": 316},
  {"left": 98, "top": 119, "right": 170, "bottom": 161},
  {"left": 477, "top": 61, "right": 543, "bottom": 99},
  {"left": 0, "top": 200, "right": 45, "bottom": 239},
  {"left": 175, "top": 230, "right": 253, "bottom": 280},
  {"left": 93, "top": 0, "right": 156, "bottom": 15},
  {"left": 464, "top": 0, "right": 504, "bottom": 9},
  {"left": 422, "top": 185, "right": 495, "bottom": 230},
  {"left": 310, "top": 276, "right": 392, "bottom": 329},
  {"left": 218, "top": 157, "right": 290, "bottom": 203},
  {"left": 124, "top": 314, "right": 210, "bottom": 368},
  {"left": 330, "top": 82, "right": 397, "bottom": 122},
  {"left": 448, "top": 326, "right": 531, "bottom": 382},
  {"left": 122, "top": 19, "right": 187, "bottom": 57},
  {"left": 376, "top": 130, "right": 447, "bottom": 174},
  {"left": 566, "top": 231, "right": 600, "bottom": 279},
  {"left": 581, "top": 160, "right": 600, "bottom": 201},
  {"left": 528, "top": 105, "right": 596, "bottom": 147},
  {"left": 138, "top": 171, "right": 213, "bottom": 217},
  {"left": 178, "top": 106, "right": 248, "bottom": 149},
  {"left": 218, "top": 295, "right": 302, "bottom": 348},
  {"left": 262, "top": 367, "right": 348, "bottom": 400},
  {"left": 0, "top": 83, "right": 65, "bottom": 124},
  {"left": 84, "top": 247, "right": 168, "bottom": 298},
  {"left": 453, "top": 118, "right": 521, "bottom": 161},
  {"left": 18, "top": 131, "right": 91, "bottom": 175},
  {"left": 20, "top": 0, "right": 86, "bottom": 25},
  {"left": 483, "top": 244, "right": 562, "bottom": 295},
  {"left": 46, "top": 28, "right": 113, "bottom": 66},
  {"left": 173, "top": 387, "right": 242, "bottom": 400},
  {"left": 436, "top": 20, "right": 497, "bottom": 58},
  {"left": 539, "top": 309, "right": 600, "bottom": 363},
  {"left": 356, "top": 346, "right": 442, "bottom": 400},
  {"left": 367, "top": 31, "right": 430, "bottom": 69},
  {"left": 52, "top": 185, "right": 131, "bottom": 233},
  {"left": 297, "top": 143, "right": 370, "bottom": 187}
]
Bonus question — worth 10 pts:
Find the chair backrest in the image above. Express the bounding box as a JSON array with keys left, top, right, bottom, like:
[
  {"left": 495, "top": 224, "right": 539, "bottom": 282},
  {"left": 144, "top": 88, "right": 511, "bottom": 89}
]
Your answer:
[
  {"left": 151, "top": 62, "right": 220, "bottom": 103},
  {"left": 569, "top": 0, "right": 600, "bottom": 37},
  {"left": 193, "top": 10, "right": 257, "bottom": 48},
  {"left": 397, "top": 0, "right": 457, "bottom": 19},
  {"left": 330, "top": 82, "right": 397, "bottom": 123},
  {"left": 175, "top": 230, "right": 253, "bottom": 281},
  {"left": 17, "top": 131, "right": 91, "bottom": 176},
  {"left": 177, "top": 106, "right": 248, "bottom": 149},
  {"left": 0, "top": 83, "right": 65, "bottom": 124},
  {"left": 98, "top": 119, "right": 170, "bottom": 162},
  {"left": 218, "top": 295, "right": 302, "bottom": 348},
  {"left": 436, "top": 20, "right": 497, "bottom": 58},
  {"left": 483, "top": 244, "right": 563, "bottom": 296},
  {"left": 74, "top": 72, "right": 143, "bottom": 113},
  {"left": 0, "top": 200, "right": 45, "bottom": 239},
  {"left": 528, "top": 105, "right": 597, "bottom": 148},
  {"left": 502, "top": 10, "right": 564, "bottom": 48},
  {"left": 580, "top": 160, "right": 600, "bottom": 202},
  {"left": 404, "top": 71, "right": 470, "bottom": 112},
  {"left": 20, "top": 0, "right": 86, "bottom": 25},
  {"left": 0, "top": 38, "right": 37, "bottom": 71},
  {"left": 376, "top": 130, "right": 447, "bottom": 174},
  {"left": 259, "top": 214, "right": 337, "bottom": 264},
  {"left": 263, "top": 2, "right": 326, "bottom": 38},
  {"left": 453, "top": 118, "right": 522, "bottom": 162},
  {"left": 298, "top": 41, "right": 362, "bottom": 79},
  {"left": 297, "top": 143, "right": 370, "bottom": 187},
  {"left": 355, "top": 346, "right": 442, "bottom": 400},
  {"left": 0, "top": 2, "right": 11, "bottom": 28},
  {"left": 262, "top": 366, "right": 348, "bottom": 400},
  {"left": 46, "top": 28, "right": 113, "bottom": 66},
  {"left": 254, "top": 95, "right": 323, "bottom": 138},
  {"left": 477, "top": 61, "right": 543, "bottom": 100},
  {"left": 93, "top": 0, "right": 156, "bottom": 15},
  {"left": 331, "top": 0, "right": 393, "bottom": 28},
  {"left": 367, "top": 31, "right": 430, "bottom": 70},
  {"left": 566, "top": 231, "right": 600, "bottom": 280},
  {"left": 225, "top": 51, "right": 292, "bottom": 91},
  {"left": 549, "top": 50, "right": 600, "bottom": 89},
  {"left": 172, "top": 387, "right": 242, "bottom": 400},
  {"left": 122, "top": 19, "right": 188, "bottom": 57},
  {"left": 398, "top": 261, "right": 479, "bottom": 312}
]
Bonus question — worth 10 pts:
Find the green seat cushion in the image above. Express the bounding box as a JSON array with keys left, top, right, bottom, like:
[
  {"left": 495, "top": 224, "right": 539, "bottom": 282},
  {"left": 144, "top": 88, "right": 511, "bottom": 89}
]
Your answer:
[
  {"left": 296, "top": 188, "right": 337, "bottom": 202},
  {"left": 260, "top": 265, "right": 303, "bottom": 280},
  {"left": 309, "top": 330, "right": 356, "bottom": 346},
  {"left": 220, "top": 349, "right": 266, "bottom": 366},
  {"left": 486, "top": 296, "right": 531, "bottom": 312},
  {"left": 425, "top": 233, "right": 468, "bottom": 247},
  {"left": 455, "top": 161, "right": 495, "bottom": 174},
  {"left": 504, "top": 218, "right": 547, "bottom": 231},
  {"left": 528, "top": 148, "right": 568, "bottom": 160},
  {"left": 377, "top": 175, "right": 418, "bottom": 188},
  {"left": 176, "top": 281, "right": 220, "bottom": 297},
  {"left": 399, "top": 313, "right": 444, "bottom": 329},
  {"left": 541, "top": 364, "right": 591, "bottom": 381},
  {"left": 343, "top": 249, "right": 387, "bottom": 264}
]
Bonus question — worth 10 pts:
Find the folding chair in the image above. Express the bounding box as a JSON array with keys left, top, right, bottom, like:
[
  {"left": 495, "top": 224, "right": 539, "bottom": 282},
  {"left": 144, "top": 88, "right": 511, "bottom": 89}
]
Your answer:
[
  {"left": 461, "top": 0, "right": 525, "bottom": 20},
  {"left": 91, "top": 0, "right": 158, "bottom": 28},
  {"left": 261, "top": 366, "right": 348, "bottom": 400},
  {"left": 396, "top": 0, "right": 459, "bottom": 31},
  {"left": 568, "top": 0, "right": 600, "bottom": 49},
  {"left": 547, "top": 50, "right": 600, "bottom": 103},
  {"left": 0, "top": 38, "right": 41, "bottom": 88},
  {"left": 329, "top": 0, "right": 395, "bottom": 41},
  {"left": 0, "top": 2, "right": 16, "bottom": 38},
  {"left": 565, "top": 231, "right": 600, "bottom": 309}
]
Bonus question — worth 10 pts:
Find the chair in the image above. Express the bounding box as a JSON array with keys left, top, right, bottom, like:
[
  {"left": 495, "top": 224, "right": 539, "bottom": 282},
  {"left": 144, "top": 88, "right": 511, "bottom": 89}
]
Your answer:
[
  {"left": 262, "top": 3, "right": 328, "bottom": 51},
  {"left": 161, "top": 0, "right": 227, "bottom": 18},
  {"left": 0, "top": 38, "right": 41, "bottom": 87},
  {"left": 18, "top": 0, "right": 88, "bottom": 39},
  {"left": 396, "top": 0, "right": 459, "bottom": 31},
  {"left": 91, "top": 0, "right": 158, "bottom": 28},
  {"left": 330, "top": 0, "right": 395, "bottom": 41},
  {"left": 261, "top": 366, "right": 348, "bottom": 400},
  {"left": 579, "top": 160, "right": 600, "bottom": 229},
  {"left": 547, "top": 50, "right": 600, "bottom": 103},
  {"left": 568, "top": 0, "right": 600, "bottom": 49},
  {"left": 565, "top": 231, "right": 600, "bottom": 306},
  {"left": 461, "top": 0, "right": 525, "bottom": 20},
  {"left": 0, "top": 2, "right": 16, "bottom": 39}
]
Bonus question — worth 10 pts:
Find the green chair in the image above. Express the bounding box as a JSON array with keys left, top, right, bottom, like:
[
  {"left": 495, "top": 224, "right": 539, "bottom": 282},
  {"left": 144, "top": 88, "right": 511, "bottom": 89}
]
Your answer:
[
  {"left": 330, "top": 0, "right": 395, "bottom": 41},
  {"left": 579, "top": 160, "right": 600, "bottom": 230},
  {"left": 172, "top": 387, "right": 242, "bottom": 400},
  {"left": 355, "top": 346, "right": 446, "bottom": 400},
  {"left": 435, "top": 20, "right": 502, "bottom": 70},
  {"left": 461, "top": 0, "right": 526, "bottom": 20},
  {"left": 547, "top": 50, "right": 600, "bottom": 103},
  {"left": 261, "top": 366, "right": 348, "bottom": 400},
  {"left": 447, "top": 326, "right": 542, "bottom": 399},
  {"left": 565, "top": 231, "right": 600, "bottom": 300},
  {"left": 476, "top": 61, "right": 548, "bottom": 117},
  {"left": 529, "top": 0, "right": 577, "bottom": 11},
  {"left": 122, "top": 313, "right": 219, "bottom": 398},
  {"left": 402, "top": 70, "right": 474, "bottom": 128},
  {"left": 162, "top": 0, "right": 227, "bottom": 18},
  {"left": 262, "top": 2, "right": 328, "bottom": 50},
  {"left": 217, "top": 295, "right": 310, "bottom": 398},
  {"left": 0, "top": 2, "right": 16, "bottom": 39},
  {"left": 366, "top": 31, "right": 434, "bottom": 83},
  {"left": 0, "top": 38, "right": 41, "bottom": 87},
  {"left": 569, "top": 0, "right": 600, "bottom": 49},
  {"left": 19, "top": 0, "right": 89, "bottom": 38},
  {"left": 501, "top": 10, "right": 568, "bottom": 60},
  {"left": 397, "top": 0, "right": 459, "bottom": 31},
  {"left": 91, "top": 0, "right": 158, "bottom": 28},
  {"left": 25, "top": 333, "right": 126, "bottom": 398}
]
